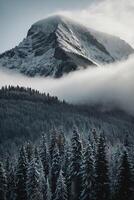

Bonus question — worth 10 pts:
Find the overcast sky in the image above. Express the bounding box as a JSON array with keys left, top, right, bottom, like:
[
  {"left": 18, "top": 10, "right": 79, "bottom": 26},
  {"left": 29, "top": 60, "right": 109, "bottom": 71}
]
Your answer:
[{"left": 0, "top": 0, "right": 96, "bottom": 53}]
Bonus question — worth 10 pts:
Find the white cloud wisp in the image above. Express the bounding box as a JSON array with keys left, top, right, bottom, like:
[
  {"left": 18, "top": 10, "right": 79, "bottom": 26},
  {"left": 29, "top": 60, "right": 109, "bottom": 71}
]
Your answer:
[{"left": 0, "top": 55, "right": 134, "bottom": 115}]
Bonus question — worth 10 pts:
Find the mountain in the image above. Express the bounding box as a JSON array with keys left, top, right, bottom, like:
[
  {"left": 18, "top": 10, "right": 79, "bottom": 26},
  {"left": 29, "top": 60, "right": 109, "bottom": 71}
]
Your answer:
[
  {"left": 0, "top": 15, "right": 134, "bottom": 77},
  {"left": 0, "top": 86, "right": 134, "bottom": 155}
]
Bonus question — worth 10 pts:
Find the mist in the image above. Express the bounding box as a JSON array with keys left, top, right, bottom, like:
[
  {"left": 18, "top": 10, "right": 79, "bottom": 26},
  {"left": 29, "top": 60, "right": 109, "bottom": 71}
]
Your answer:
[
  {"left": 59, "top": 0, "right": 134, "bottom": 47},
  {"left": 0, "top": 0, "right": 134, "bottom": 116},
  {"left": 0, "top": 55, "right": 134, "bottom": 115}
]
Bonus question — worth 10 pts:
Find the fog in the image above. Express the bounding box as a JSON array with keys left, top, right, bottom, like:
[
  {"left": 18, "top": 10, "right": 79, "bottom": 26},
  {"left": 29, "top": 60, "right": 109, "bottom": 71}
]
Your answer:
[
  {"left": 0, "top": 55, "right": 134, "bottom": 115},
  {"left": 59, "top": 0, "right": 134, "bottom": 47},
  {"left": 0, "top": 0, "right": 134, "bottom": 115}
]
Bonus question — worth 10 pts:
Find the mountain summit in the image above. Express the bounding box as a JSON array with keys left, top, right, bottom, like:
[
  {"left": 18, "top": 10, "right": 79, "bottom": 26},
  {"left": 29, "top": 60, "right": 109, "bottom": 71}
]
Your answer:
[{"left": 0, "top": 15, "right": 133, "bottom": 77}]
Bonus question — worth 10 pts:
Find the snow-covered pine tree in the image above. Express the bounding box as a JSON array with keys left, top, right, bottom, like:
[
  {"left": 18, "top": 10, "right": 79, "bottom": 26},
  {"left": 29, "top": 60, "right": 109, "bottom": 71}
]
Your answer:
[
  {"left": 80, "top": 142, "right": 95, "bottom": 200},
  {"left": 124, "top": 133, "right": 134, "bottom": 168},
  {"left": 54, "top": 170, "right": 68, "bottom": 200},
  {"left": 95, "top": 133, "right": 110, "bottom": 200},
  {"left": 62, "top": 144, "right": 72, "bottom": 200},
  {"left": 62, "top": 144, "right": 70, "bottom": 177},
  {"left": 7, "top": 166, "right": 16, "bottom": 200},
  {"left": 5, "top": 158, "right": 10, "bottom": 199},
  {"left": 115, "top": 150, "right": 133, "bottom": 200},
  {"left": 70, "top": 128, "right": 83, "bottom": 200},
  {"left": 0, "top": 161, "right": 7, "bottom": 200},
  {"left": 89, "top": 128, "right": 98, "bottom": 156},
  {"left": 49, "top": 129, "right": 57, "bottom": 162},
  {"left": 16, "top": 145, "right": 28, "bottom": 200},
  {"left": 6, "top": 159, "right": 16, "bottom": 200},
  {"left": 27, "top": 158, "right": 43, "bottom": 200},
  {"left": 42, "top": 177, "right": 51, "bottom": 200},
  {"left": 39, "top": 134, "right": 50, "bottom": 178},
  {"left": 51, "top": 144, "right": 61, "bottom": 200},
  {"left": 34, "top": 147, "right": 43, "bottom": 170},
  {"left": 25, "top": 142, "right": 34, "bottom": 163},
  {"left": 57, "top": 128, "right": 65, "bottom": 158},
  {"left": 34, "top": 146, "right": 46, "bottom": 181},
  {"left": 109, "top": 144, "right": 122, "bottom": 199}
]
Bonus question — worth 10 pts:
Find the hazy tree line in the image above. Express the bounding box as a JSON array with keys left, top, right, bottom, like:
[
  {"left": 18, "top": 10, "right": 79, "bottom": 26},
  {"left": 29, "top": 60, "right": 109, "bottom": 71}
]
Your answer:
[
  {"left": 0, "top": 128, "right": 134, "bottom": 200},
  {"left": 0, "top": 86, "right": 60, "bottom": 104},
  {"left": 0, "top": 86, "right": 134, "bottom": 157}
]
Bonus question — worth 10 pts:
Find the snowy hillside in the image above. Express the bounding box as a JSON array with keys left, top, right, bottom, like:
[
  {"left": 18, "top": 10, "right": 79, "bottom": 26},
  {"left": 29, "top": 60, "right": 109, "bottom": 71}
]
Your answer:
[{"left": 0, "top": 15, "right": 133, "bottom": 77}]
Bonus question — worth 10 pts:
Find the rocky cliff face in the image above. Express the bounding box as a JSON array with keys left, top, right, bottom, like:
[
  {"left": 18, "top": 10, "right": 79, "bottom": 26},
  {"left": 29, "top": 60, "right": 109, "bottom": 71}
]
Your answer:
[{"left": 0, "top": 15, "right": 133, "bottom": 77}]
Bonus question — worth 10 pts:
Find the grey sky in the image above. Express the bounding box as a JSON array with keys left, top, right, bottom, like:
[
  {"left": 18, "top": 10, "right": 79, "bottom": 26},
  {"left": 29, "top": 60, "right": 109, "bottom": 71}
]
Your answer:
[{"left": 0, "top": 0, "right": 94, "bottom": 53}]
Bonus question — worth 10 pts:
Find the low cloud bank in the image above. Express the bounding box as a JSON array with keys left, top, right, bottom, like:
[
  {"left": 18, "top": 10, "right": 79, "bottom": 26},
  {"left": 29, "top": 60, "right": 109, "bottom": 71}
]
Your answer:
[
  {"left": 59, "top": 0, "right": 134, "bottom": 47},
  {"left": 0, "top": 55, "right": 134, "bottom": 115}
]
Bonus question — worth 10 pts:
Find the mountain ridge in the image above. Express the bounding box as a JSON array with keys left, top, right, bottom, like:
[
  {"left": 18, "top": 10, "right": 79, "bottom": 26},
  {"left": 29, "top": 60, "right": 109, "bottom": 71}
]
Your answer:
[{"left": 0, "top": 15, "right": 133, "bottom": 77}]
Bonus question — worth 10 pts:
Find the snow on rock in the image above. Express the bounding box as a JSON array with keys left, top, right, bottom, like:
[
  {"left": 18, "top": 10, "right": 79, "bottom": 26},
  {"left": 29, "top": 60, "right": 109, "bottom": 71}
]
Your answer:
[{"left": 0, "top": 15, "right": 133, "bottom": 78}]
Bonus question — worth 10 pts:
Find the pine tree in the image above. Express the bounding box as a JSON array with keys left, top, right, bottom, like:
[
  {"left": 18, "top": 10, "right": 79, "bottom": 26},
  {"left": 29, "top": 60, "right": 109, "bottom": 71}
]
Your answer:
[
  {"left": 7, "top": 167, "right": 16, "bottom": 200},
  {"left": 39, "top": 134, "right": 50, "bottom": 178},
  {"left": 80, "top": 142, "right": 95, "bottom": 200},
  {"left": 34, "top": 146, "right": 46, "bottom": 176},
  {"left": 57, "top": 129, "right": 65, "bottom": 158},
  {"left": 89, "top": 128, "right": 98, "bottom": 156},
  {"left": 110, "top": 144, "right": 122, "bottom": 198},
  {"left": 6, "top": 159, "right": 16, "bottom": 200},
  {"left": 116, "top": 150, "right": 133, "bottom": 200},
  {"left": 54, "top": 170, "right": 68, "bottom": 200},
  {"left": 62, "top": 144, "right": 72, "bottom": 200},
  {"left": 0, "top": 161, "right": 7, "bottom": 200},
  {"left": 70, "top": 128, "right": 83, "bottom": 200},
  {"left": 27, "top": 157, "right": 44, "bottom": 200},
  {"left": 51, "top": 144, "right": 61, "bottom": 199},
  {"left": 95, "top": 133, "right": 110, "bottom": 200},
  {"left": 5, "top": 158, "right": 10, "bottom": 199},
  {"left": 42, "top": 177, "right": 51, "bottom": 200},
  {"left": 16, "top": 146, "right": 28, "bottom": 200},
  {"left": 25, "top": 142, "right": 34, "bottom": 163},
  {"left": 49, "top": 129, "right": 57, "bottom": 162}
]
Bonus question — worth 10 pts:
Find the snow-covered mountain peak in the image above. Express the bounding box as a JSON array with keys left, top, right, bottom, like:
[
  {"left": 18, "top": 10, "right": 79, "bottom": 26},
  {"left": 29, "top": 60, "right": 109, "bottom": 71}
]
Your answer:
[
  {"left": 0, "top": 15, "right": 134, "bottom": 77},
  {"left": 28, "top": 15, "right": 64, "bottom": 36},
  {"left": 32, "top": 15, "right": 69, "bottom": 27}
]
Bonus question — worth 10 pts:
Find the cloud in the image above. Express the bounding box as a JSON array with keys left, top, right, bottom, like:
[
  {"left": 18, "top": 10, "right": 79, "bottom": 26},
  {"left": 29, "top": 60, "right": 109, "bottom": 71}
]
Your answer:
[
  {"left": 58, "top": 0, "right": 134, "bottom": 47},
  {"left": 0, "top": 0, "right": 134, "bottom": 116},
  {"left": 0, "top": 55, "right": 134, "bottom": 115}
]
